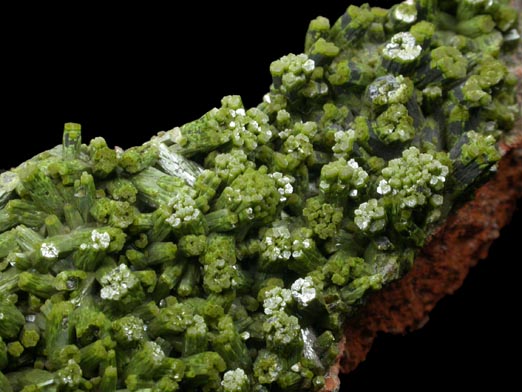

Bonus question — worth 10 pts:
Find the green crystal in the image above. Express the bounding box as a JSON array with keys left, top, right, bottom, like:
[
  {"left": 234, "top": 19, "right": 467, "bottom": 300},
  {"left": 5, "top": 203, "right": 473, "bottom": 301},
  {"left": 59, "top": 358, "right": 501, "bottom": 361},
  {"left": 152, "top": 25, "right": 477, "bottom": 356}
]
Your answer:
[{"left": 0, "top": 1, "right": 519, "bottom": 391}]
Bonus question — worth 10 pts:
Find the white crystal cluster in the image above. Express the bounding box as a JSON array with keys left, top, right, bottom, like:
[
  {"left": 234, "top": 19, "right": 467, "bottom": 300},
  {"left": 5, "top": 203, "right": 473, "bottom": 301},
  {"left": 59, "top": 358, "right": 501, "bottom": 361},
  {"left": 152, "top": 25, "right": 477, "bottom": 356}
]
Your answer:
[
  {"left": 221, "top": 368, "right": 248, "bottom": 392},
  {"left": 291, "top": 276, "right": 317, "bottom": 307},
  {"left": 263, "top": 286, "right": 292, "bottom": 315},
  {"left": 269, "top": 172, "right": 295, "bottom": 202},
  {"left": 166, "top": 193, "right": 201, "bottom": 228},
  {"left": 79, "top": 229, "right": 111, "bottom": 251},
  {"left": 100, "top": 264, "right": 139, "bottom": 301},
  {"left": 383, "top": 32, "right": 422, "bottom": 62}
]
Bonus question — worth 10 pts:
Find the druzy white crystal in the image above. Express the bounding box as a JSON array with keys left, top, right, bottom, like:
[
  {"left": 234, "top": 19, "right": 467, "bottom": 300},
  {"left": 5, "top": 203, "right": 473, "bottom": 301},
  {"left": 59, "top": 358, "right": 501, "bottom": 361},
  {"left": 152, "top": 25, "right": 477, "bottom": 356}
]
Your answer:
[
  {"left": 100, "top": 263, "right": 138, "bottom": 300},
  {"left": 377, "top": 179, "right": 391, "bottom": 195},
  {"left": 291, "top": 276, "right": 316, "bottom": 306},
  {"left": 263, "top": 286, "right": 292, "bottom": 315},
  {"left": 383, "top": 32, "right": 422, "bottom": 61},
  {"left": 40, "top": 242, "right": 59, "bottom": 259},
  {"left": 91, "top": 229, "right": 111, "bottom": 250},
  {"left": 221, "top": 368, "right": 248, "bottom": 392}
]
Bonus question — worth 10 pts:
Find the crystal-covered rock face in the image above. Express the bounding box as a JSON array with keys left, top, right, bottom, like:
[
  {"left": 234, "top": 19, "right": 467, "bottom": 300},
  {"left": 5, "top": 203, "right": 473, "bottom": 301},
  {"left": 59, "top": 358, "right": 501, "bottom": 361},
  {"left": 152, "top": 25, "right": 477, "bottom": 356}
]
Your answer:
[{"left": 0, "top": 1, "right": 518, "bottom": 391}]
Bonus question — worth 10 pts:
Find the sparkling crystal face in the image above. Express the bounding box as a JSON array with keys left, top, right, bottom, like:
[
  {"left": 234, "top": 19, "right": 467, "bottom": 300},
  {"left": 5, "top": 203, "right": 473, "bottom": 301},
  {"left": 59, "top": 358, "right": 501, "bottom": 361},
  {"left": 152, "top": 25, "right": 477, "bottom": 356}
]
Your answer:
[
  {"left": 291, "top": 277, "right": 317, "bottom": 306},
  {"left": 383, "top": 32, "right": 422, "bottom": 61},
  {"left": 40, "top": 242, "right": 59, "bottom": 259}
]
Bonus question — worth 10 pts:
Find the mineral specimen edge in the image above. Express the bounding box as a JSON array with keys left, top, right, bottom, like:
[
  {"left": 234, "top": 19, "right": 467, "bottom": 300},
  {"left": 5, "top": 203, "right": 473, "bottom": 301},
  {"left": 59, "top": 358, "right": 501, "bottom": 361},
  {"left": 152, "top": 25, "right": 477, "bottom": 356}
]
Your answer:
[{"left": 0, "top": 1, "right": 520, "bottom": 391}]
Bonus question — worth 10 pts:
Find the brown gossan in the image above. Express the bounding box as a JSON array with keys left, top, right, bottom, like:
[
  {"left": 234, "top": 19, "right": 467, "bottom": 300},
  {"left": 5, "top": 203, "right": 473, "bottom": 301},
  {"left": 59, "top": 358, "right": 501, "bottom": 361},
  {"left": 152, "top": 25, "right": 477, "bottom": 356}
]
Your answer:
[{"left": 323, "top": 1, "right": 522, "bottom": 390}]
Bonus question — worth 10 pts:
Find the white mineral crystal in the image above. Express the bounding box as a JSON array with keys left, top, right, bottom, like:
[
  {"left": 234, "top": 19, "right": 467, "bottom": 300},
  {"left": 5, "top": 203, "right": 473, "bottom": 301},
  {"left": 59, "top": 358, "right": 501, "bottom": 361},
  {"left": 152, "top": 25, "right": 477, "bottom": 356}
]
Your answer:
[
  {"left": 291, "top": 276, "right": 317, "bottom": 306},
  {"left": 40, "top": 242, "right": 59, "bottom": 259}
]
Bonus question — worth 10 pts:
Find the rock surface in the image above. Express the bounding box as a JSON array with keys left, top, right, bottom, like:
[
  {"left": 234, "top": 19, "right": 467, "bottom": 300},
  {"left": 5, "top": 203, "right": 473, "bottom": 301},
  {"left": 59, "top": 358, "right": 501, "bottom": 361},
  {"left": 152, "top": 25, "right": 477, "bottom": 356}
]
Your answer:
[
  {"left": 339, "top": 143, "right": 522, "bottom": 374},
  {"left": 325, "top": 1, "right": 522, "bottom": 390},
  {"left": 322, "top": 142, "right": 521, "bottom": 391}
]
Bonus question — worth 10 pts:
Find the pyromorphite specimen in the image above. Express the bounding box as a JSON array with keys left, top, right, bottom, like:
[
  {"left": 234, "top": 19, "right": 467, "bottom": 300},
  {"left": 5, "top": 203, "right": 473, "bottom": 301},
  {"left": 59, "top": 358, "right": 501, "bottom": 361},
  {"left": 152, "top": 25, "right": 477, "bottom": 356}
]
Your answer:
[{"left": 0, "top": 1, "right": 519, "bottom": 391}]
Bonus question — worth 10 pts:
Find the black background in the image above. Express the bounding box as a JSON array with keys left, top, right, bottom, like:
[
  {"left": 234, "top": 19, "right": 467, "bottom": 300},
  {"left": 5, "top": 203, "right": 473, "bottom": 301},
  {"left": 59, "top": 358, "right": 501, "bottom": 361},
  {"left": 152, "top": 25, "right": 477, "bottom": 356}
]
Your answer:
[{"left": 2, "top": 2, "right": 520, "bottom": 390}]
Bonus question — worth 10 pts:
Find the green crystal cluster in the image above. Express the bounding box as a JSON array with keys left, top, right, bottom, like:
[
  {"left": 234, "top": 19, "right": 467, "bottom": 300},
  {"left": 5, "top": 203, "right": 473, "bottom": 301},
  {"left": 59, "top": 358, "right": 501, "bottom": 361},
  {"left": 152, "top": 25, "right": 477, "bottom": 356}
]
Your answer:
[{"left": 0, "top": 1, "right": 519, "bottom": 391}]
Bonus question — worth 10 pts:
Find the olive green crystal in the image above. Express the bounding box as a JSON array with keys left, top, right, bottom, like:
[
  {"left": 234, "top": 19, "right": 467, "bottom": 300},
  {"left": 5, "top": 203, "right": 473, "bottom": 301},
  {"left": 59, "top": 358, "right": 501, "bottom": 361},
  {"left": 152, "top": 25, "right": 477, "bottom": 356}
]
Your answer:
[{"left": 0, "top": 1, "right": 519, "bottom": 391}]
